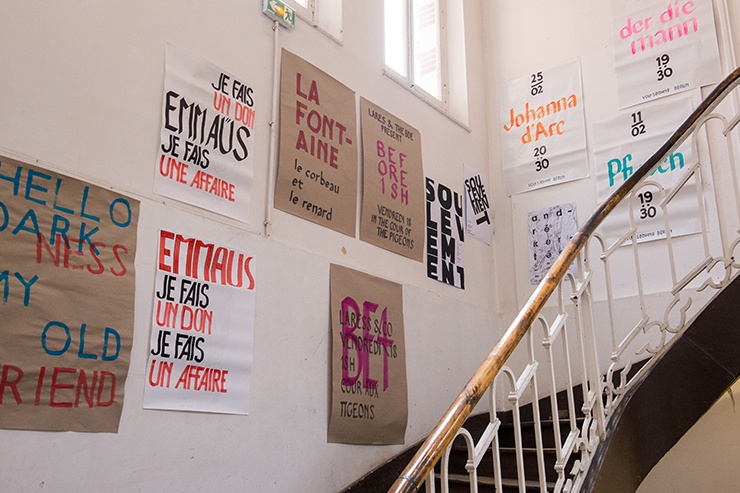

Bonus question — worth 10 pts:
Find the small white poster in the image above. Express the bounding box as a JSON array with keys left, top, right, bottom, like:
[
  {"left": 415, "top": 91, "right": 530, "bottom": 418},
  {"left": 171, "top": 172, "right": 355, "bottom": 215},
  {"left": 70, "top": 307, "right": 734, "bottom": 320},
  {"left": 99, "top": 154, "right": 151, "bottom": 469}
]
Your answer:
[
  {"left": 425, "top": 177, "right": 465, "bottom": 289},
  {"left": 155, "top": 44, "right": 256, "bottom": 222},
  {"left": 610, "top": 0, "right": 722, "bottom": 108},
  {"left": 527, "top": 203, "right": 578, "bottom": 284},
  {"left": 464, "top": 164, "right": 493, "bottom": 245},
  {"left": 500, "top": 59, "right": 589, "bottom": 196},
  {"left": 591, "top": 97, "right": 698, "bottom": 245},
  {"left": 143, "top": 230, "right": 256, "bottom": 415}
]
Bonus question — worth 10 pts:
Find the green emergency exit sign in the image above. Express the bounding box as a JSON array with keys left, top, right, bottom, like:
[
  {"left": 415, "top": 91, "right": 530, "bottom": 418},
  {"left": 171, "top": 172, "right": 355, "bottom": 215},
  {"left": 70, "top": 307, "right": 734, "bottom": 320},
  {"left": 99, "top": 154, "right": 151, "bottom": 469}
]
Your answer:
[{"left": 263, "top": 0, "right": 296, "bottom": 30}]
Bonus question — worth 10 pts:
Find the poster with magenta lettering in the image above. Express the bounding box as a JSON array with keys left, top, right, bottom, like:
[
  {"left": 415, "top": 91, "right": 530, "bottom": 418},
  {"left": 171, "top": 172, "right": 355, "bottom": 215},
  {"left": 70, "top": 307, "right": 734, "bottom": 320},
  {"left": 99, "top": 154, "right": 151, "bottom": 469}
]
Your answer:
[
  {"left": 500, "top": 60, "right": 589, "bottom": 196},
  {"left": 274, "top": 49, "right": 358, "bottom": 236},
  {"left": 155, "top": 44, "right": 256, "bottom": 222},
  {"left": 359, "top": 97, "right": 425, "bottom": 261},
  {"left": 425, "top": 177, "right": 465, "bottom": 290},
  {"left": 0, "top": 155, "right": 139, "bottom": 432},
  {"left": 143, "top": 230, "right": 256, "bottom": 415},
  {"left": 328, "top": 264, "right": 407, "bottom": 445},
  {"left": 610, "top": 0, "right": 721, "bottom": 109}
]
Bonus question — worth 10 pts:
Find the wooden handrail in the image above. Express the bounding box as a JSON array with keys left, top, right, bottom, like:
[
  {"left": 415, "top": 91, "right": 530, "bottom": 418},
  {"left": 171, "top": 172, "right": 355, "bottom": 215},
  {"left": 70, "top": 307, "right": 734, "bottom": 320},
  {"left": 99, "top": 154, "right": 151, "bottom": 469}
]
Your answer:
[{"left": 389, "top": 66, "right": 740, "bottom": 493}]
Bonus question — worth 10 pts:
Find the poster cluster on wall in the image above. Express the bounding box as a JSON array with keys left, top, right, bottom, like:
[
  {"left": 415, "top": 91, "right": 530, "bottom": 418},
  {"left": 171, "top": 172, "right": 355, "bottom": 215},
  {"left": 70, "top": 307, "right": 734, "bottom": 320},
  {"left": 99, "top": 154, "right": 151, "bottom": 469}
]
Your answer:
[
  {"left": 610, "top": 0, "right": 722, "bottom": 109},
  {"left": 328, "top": 264, "right": 407, "bottom": 445},
  {"left": 143, "top": 230, "right": 256, "bottom": 415},
  {"left": 155, "top": 44, "right": 256, "bottom": 223},
  {"left": 0, "top": 155, "right": 139, "bottom": 432},
  {"left": 425, "top": 178, "right": 465, "bottom": 290}
]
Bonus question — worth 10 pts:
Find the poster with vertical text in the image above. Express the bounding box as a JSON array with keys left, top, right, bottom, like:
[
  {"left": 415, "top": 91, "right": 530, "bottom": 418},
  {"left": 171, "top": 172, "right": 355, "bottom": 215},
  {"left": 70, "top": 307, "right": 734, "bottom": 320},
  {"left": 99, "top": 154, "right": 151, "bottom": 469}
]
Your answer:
[
  {"left": 155, "top": 44, "right": 256, "bottom": 222},
  {"left": 426, "top": 177, "right": 465, "bottom": 290},
  {"left": 464, "top": 164, "right": 493, "bottom": 245},
  {"left": 275, "top": 50, "right": 358, "bottom": 236},
  {"left": 611, "top": 0, "right": 721, "bottom": 109},
  {"left": 143, "top": 230, "right": 255, "bottom": 415},
  {"left": 0, "top": 155, "right": 139, "bottom": 432},
  {"left": 329, "top": 264, "right": 407, "bottom": 444},
  {"left": 359, "top": 98, "right": 425, "bottom": 261},
  {"left": 500, "top": 60, "right": 589, "bottom": 196}
]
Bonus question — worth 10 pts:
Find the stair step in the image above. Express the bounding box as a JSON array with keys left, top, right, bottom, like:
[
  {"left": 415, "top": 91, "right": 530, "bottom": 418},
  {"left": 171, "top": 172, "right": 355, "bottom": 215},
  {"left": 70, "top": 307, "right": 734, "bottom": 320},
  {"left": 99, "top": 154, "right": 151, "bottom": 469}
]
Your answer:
[{"left": 439, "top": 472, "right": 555, "bottom": 492}]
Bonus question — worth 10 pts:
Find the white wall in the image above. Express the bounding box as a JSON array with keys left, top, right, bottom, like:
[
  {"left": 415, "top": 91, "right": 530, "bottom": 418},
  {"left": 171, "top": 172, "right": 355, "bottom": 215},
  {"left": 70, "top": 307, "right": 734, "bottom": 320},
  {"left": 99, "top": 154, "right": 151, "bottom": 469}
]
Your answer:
[{"left": 0, "top": 1, "right": 500, "bottom": 491}]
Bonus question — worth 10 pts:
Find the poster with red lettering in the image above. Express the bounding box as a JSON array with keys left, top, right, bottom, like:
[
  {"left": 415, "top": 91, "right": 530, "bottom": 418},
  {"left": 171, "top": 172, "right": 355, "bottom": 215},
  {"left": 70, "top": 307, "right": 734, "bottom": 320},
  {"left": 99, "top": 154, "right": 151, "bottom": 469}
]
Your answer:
[
  {"left": 143, "top": 230, "right": 256, "bottom": 415},
  {"left": 359, "top": 98, "right": 425, "bottom": 261},
  {"left": 328, "top": 264, "right": 407, "bottom": 444},
  {"left": 154, "top": 44, "right": 256, "bottom": 222},
  {"left": 500, "top": 59, "right": 589, "bottom": 196},
  {"left": 274, "top": 50, "right": 358, "bottom": 236},
  {"left": 611, "top": 0, "right": 721, "bottom": 109},
  {"left": 0, "top": 155, "right": 139, "bottom": 432}
]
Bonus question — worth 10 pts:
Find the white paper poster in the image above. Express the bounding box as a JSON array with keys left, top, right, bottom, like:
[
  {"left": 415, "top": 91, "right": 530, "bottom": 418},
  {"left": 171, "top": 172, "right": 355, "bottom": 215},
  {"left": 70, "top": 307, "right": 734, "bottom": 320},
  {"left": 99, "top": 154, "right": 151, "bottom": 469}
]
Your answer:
[
  {"left": 143, "top": 230, "right": 256, "bottom": 415},
  {"left": 527, "top": 203, "right": 578, "bottom": 285},
  {"left": 611, "top": 0, "right": 721, "bottom": 109},
  {"left": 425, "top": 178, "right": 465, "bottom": 289},
  {"left": 500, "top": 60, "right": 589, "bottom": 196},
  {"left": 592, "top": 97, "right": 698, "bottom": 245},
  {"left": 155, "top": 44, "right": 256, "bottom": 222},
  {"left": 464, "top": 164, "right": 493, "bottom": 245}
]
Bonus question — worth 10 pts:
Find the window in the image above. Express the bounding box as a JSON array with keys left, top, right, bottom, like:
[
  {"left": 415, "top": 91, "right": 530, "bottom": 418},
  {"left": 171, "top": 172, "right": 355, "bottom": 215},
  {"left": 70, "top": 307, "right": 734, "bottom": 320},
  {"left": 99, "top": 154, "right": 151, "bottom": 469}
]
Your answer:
[
  {"left": 285, "top": 0, "right": 342, "bottom": 41},
  {"left": 384, "top": 0, "right": 468, "bottom": 122}
]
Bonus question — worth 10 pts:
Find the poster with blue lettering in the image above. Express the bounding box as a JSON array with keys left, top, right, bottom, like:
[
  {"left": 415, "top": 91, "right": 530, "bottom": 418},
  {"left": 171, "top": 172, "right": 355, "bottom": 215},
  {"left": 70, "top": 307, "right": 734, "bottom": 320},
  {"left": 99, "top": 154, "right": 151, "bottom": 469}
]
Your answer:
[
  {"left": 611, "top": 0, "right": 721, "bottom": 109},
  {"left": 143, "top": 230, "right": 256, "bottom": 415},
  {"left": 500, "top": 60, "right": 589, "bottom": 196},
  {"left": 426, "top": 177, "right": 465, "bottom": 290},
  {"left": 0, "top": 155, "right": 139, "bottom": 432},
  {"left": 591, "top": 97, "right": 698, "bottom": 245},
  {"left": 155, "top": 44, "right": 256, "bottom": 222}
]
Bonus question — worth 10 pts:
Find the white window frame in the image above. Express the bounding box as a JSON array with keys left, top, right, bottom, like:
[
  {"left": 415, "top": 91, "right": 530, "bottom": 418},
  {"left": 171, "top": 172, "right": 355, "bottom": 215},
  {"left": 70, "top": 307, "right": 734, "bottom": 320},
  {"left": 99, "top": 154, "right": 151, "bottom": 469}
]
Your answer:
[{"left": 285, "top": 0, "right": 343, "bottom": 43}]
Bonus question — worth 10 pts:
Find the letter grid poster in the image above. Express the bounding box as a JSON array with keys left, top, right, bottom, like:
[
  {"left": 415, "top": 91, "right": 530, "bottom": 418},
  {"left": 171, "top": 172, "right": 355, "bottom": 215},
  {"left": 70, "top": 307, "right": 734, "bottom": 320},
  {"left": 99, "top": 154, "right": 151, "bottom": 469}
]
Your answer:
[
  {"left": 611, "top": 0, "right": 721, "bottom": 109},
  {"left": 0, "top": 155, "right": 139, "bottom": 432},
  {"left": 500, "top": 60, "right": 589, "bottom": 196},
  {"left": 143, "top": 230, "right": 256, "bottom": 415},
  {"left": 275, "top": 50, "right": 358, "bottom": 236},
  {"left": 155, "top": 44, "right": 256, "bottom": 223},
  {"left": 426, "top": 178, "right": 465, "bottom": 290},
  {"left": 328, "top": 264, "right": 407, "bottom": 445},
  {"left": 359, "top": 97, "right": 425, "bottom": 261},
  {"left": 591, "top": 97, "right": 698, "bottom": 245}
]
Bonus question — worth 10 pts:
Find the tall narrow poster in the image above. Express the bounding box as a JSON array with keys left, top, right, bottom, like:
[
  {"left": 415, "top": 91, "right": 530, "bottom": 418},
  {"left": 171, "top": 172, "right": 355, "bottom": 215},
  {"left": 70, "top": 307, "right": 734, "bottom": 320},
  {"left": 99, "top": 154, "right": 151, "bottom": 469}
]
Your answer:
[
  {"left": 0, "top": 155, "right": 139, "bottom": 432},
  {"left": 359, "top": 98, "right": 425, "bottom": 261},
  {"left": 527, "top": 203, "right": 578, "bottom": 284},
  {"left": 592, "top": 97, "right": 698, "bottom": 244},
  {"left": 143, "top": 230, "right": 256, "bottom": 415},
  {"left": 426, "top": 178, "right": 465, "bottom": 290},
  {"left": 464, "top": 164, "right": 493, "bottom": 245},
  {"left": 329, "top": 264, "right": 407, "bottom": 445},
  {"left": 155, "top": 44, "right": 256, "bottom": 222},
  {"left": 610, "top": 0, "right": 722, "bottom": 109},
  {"left": 275, "top": 50, "right": 358, "bottom": 236}
]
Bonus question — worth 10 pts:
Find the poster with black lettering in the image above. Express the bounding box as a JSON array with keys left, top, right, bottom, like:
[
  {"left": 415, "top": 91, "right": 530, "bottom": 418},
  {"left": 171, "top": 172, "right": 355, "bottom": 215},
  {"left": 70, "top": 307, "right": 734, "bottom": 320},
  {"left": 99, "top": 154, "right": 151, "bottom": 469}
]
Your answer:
[
  {"left": 359, "top": 98, "right": 425, "bottom": 261},
  {"left": 328, "top": 264, "right": 407, "bottom": 445},
  {"left": 0, "top": 155, "right": 139, "bottom": 432},
  {"left": 611, "top": 0, "right": 721, "bottom": 109},
  {"left": 500, "top": 60, "right": 589, "bottom": 196},
  {"left": 527, "top": 203, "right": 578, "bottom": 284},
  {"left": 275, "top": 50, "right": 357, "bottom": 236},
  {"left": 143, "top": 230, "right": 256, "bottom": 415},
  {"left": 592, "top": 97, "right": 698, "bottom": 245},
  {"left": 155, "top": 44, "right": 256, "bottom": 222},
  {"left": 425, "top": 178, "right": 465, "bottom": 290},
  {"left": 464, "top": 164, "right": 493, "bottom": 245}
]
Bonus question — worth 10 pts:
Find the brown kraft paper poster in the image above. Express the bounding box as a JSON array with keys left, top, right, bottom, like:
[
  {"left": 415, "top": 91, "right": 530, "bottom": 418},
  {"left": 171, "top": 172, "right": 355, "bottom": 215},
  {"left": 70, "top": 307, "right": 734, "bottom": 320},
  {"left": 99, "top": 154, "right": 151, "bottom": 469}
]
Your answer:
[
  {"left": 0, "top": 155, "right": 139, "bottom": 432},
  {"left": 359, "top": 97, "right": 424, "bottom": 261},
  {"left": 275, "top": 49, "right": 358, "bottom": 236},
  {"left": 328, "top": 264, "right": 407, "bottom": 445}
]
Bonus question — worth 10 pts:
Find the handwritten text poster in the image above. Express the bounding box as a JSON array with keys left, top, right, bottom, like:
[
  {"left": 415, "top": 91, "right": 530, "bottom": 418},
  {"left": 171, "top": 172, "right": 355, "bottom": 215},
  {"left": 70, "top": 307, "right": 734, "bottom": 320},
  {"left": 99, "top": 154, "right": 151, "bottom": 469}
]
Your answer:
[
  {"left": 592, "top": 97, "right": 698, "bottom": 244},
  {"left": 0, "top": 156, "right": 139, "bottom": 432},
  {"left": 611, "top": 0, "right": 721, "bottom": 109},
  {"left": 359, "top": 98, "right": 425, "bottom": 261},
  {"left": 527, "top": 203, "right": 578, "bottom": 284},
  {"left": 426, "top": 178, "right": 465, "bottom": 289},
  {"left": 143, "top": 230, "right": 256, "bottom": 415},
  {"left": 275, "top": 50, "right": 358, "bottom": 236},
  {"left": 329, "top": 264, "right": 407, "bottom": 444},
  {"left": 500, "top": 60, "right": 589, "bottom": 196},
  {"left": 155, "top": 44, "right": 256, "bottom": 222},
  {"left": 464, "top": 164, "right": 493, "bottom": 245}
]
